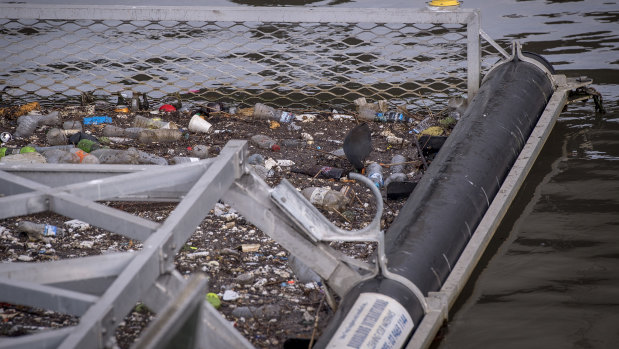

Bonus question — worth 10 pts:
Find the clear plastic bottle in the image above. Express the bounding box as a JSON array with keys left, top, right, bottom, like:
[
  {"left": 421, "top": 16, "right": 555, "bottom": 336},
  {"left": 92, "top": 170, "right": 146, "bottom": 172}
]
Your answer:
[
  {"left": 413, "top": 117, "right": 436, "bottom": 134},
  {"left": 189, "top": 145, "right": 209, "bottom": 159},
  {"left": 253, "top": 103, "right": 295, "bottom": 123},
  {"left": 17, "top": 221, "right": 65, "bottom": 241},
  {"left": 366, "top": 162, "right": 384, "bottom": 188},
  {"left": 301, "top": 186, "right": 351, "bottom": 211},
  {"left": 91, "top": 148, "right": 140, "bottom": 164},
  {"left": 133, "top": 115, "right": 177, "bottom": 129},
  {"left": 250, "top": 134, "right": 280, "bottom": 151},
  {"left": 138, "top": 129, "right": 182, "bottom": 143},
  {"left": 136, "top": 149, "right": 168, "bottom": 165},
  {"left": 42, "top": 149, "right": 80, "bottom": 164},
  {"left": 172, "top": 156, "right": 200, "bottom": 164}
]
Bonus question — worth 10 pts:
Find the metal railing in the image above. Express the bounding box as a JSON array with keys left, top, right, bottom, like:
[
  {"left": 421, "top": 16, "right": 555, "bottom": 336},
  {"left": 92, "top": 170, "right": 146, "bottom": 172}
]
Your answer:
[{"left": 0, "top": 4, "right": 505, "bottom": 108}]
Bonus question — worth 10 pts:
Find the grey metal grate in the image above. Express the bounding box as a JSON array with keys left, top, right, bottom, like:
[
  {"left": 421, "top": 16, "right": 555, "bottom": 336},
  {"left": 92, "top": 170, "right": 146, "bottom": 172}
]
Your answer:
[{"left": 0, "top": 6, "right": 502, "bottom": 109}]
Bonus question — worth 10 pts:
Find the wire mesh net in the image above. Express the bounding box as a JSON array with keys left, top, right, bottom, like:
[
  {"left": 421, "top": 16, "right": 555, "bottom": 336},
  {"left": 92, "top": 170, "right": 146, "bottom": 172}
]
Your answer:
[{"left": 0, "top": 14, "right": 502, "bottom": 109}]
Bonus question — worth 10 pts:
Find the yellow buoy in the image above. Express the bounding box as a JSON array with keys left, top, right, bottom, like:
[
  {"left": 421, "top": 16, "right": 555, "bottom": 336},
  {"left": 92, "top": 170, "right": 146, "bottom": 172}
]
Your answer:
[{"left": 428, "top": 0, "right": 460, "bottom": 7}]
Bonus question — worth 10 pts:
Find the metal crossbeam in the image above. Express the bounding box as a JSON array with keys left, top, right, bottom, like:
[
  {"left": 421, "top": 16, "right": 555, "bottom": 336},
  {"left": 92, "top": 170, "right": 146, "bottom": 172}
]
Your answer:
[{"left": 0, "top": 278, "right": 98, "bottom": 316}]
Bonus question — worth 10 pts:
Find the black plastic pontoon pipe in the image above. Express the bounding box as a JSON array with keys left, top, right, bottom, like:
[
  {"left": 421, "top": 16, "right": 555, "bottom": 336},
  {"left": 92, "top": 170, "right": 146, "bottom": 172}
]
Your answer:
[{"left": 315, "top": 54, "right": 554, "bottom": 348}]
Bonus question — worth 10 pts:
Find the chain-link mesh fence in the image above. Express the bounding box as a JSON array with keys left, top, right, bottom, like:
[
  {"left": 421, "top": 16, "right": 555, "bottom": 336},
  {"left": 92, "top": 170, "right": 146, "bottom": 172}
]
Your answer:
[{"left": 0, "top": 6, "right": 506, "bottom": 110}]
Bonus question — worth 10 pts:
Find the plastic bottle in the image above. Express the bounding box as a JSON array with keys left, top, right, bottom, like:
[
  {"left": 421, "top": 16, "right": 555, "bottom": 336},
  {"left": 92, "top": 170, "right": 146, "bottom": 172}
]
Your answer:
[
  {"left": 138, "top": 129, "right": 182, "bottom": 143},
  {"left": 253, "top": 103, "right": 295, "bottom": 123},
  {"left": 136, "top": 149, "right": 168, "bottom": 165},
  {"left": 63, "top": 121, "right": 82, "bottom": 135},
  {"left": 103, "top": 125, "right": 144, "bottom": 139},
  {"left": 46, "top": 128, "right": 68, "bottom": 146},
  {"left": 189, "top": 145, "right": 209, "bottom": 159},
  {"left": 248, "top": 153, "right": 265, "bottom": 165},
  {"left": 301, "top": 186, "right": 351, "bottom": 211},
  {"left": 42, "top": 149, "right": 81, "bottom": 164},
  {"left": 133, "top": 115, "right": 177, "bottom": 129},
  {"left": 14, "top": 115, "right": 38, "bottom": 138},
  {"left": 291, "top": 166, "right": 346, "bottom": 179},
  {"left": 34, "top": 144, "right": 75, "bottom": 152},
  {"left": 366, "top": 162, "right": 384, "bottom": 188},
  {"left": 250, "top": 134, "right": 280, "bottom": 151},
  {"left": 141, "top": 93, "right": 150, "bottom": 111},
  {"left": 70, "top": 148, "right": 99, "bottom": 164},
  {"left": 91, "top": 148, "right": 140, "bottom": 164},
  {"left": 117, "top": 92, "right": 127, "bottom": 106},
  {"left": 17, "top": 221, "right": 65, "bottom": 241},
  {"left": 359, "top": 108, "right": 411, "bottom": 123},
  {"left": 385, "top": 154, "right": 407, "bottom": 187},
  {"left": 413, "top": 117, "right": 436, "bottom": 134},
  {"left": 172, "top": 156, "right": 200, "bottom": 164},
  {"left": 0, "top": 151, "right": 46, "bottom": 164},
  {"left": 130, "top": 94, "right": 140, "bottom": 112}
]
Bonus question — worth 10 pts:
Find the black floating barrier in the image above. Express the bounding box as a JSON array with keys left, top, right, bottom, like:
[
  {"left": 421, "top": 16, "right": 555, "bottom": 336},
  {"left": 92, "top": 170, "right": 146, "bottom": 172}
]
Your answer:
[{"left": 315, "top": 53, "right": 555, "bottom": 348}]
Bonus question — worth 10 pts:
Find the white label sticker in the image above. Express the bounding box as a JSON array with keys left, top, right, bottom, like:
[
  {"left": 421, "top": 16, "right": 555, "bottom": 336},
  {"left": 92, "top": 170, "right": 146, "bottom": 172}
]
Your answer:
[{"left": 327, "top": 293, "right": 414, "bottom": 349}]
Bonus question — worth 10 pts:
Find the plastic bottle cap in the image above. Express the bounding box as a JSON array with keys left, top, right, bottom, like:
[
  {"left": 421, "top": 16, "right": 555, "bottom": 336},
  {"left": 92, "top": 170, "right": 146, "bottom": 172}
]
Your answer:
[
  {"left": 271, "top": 144, "right": 281, "bottom": 152},
  {"left": 159, "top": 104, "right": 176, "bottom": 112}
]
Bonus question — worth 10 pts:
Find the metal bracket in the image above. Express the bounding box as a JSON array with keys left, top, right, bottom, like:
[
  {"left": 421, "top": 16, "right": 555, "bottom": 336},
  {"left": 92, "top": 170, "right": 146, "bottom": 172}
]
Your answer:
[{"left": 271, "top": 172, "right": 429, "bottom": 312}]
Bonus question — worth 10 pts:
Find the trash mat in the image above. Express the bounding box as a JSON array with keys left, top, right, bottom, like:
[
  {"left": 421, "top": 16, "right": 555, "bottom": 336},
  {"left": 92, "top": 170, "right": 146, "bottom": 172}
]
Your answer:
[{"left": 0, "top": 93, "right": 463, "bottom": 348}]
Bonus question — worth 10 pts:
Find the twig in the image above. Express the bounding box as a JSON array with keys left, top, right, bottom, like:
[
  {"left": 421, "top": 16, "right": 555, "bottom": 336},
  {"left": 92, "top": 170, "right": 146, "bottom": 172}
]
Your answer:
[
  {"left": 308, "top": 294, "right": 326, "bottom": 349},
  {"left": 413, "top": 135, "right": 428, "bottom": 171},
  {"left": 332, "top": 207, "right": 351, "bottom": 224},
  {"left": 379, "top": 160, "right": 421, "bottom": 168}
]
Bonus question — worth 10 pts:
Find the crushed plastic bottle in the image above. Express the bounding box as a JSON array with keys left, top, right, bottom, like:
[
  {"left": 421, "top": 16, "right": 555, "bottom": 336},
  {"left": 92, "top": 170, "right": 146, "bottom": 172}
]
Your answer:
[
  {"left": 46, "top": 128, "right": 68, "bottom": 146},
  {"left": 14, "top": 111, "right": 61, "bottom": 138},
  {"left": 366, "top": 162, "right": 384, "bottom": 188},
  {"left": 301, "top": 186, "right": 351, "bottom": 211},
  {"left": 250, "top": 134, "right": 280, "bottom": 151},
  {"left": 253, "top": 103, "right": 295, "bottom": 123},
  {"left": 17, "top": 221, "right": 65, "bottom": 241},
  {"left": 42, "top": 149, "right": 80, "bottom": 164},
  {"left": 91, "top": 148, "right": 141, "bottom": 164},
  {"left": 413, "top": 116, "right": 436, "bottom": 134},
  {"left": 384, "top": 154, "right": 407, "bottom": 187}
]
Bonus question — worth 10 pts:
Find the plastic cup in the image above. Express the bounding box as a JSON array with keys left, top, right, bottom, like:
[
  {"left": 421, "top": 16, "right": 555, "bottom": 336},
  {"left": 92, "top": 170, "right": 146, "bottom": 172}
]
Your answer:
[{"left": 188, "top": 115, "right": 212, "bottom": 133}]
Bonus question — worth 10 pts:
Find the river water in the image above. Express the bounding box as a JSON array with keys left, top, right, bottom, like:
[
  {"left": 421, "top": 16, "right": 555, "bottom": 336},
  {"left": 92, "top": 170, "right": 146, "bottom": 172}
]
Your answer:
[{"left": 5, "top": 0, "right": 619, "bottom": 347}]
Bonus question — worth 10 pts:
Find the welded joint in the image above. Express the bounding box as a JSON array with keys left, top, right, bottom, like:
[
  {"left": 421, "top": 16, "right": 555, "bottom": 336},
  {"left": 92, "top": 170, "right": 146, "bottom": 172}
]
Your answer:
[
  {"left": 99, "top": 305, "right": 116, "bottom": 346},
  {"left": 482, "top": 41, "right": 559, "bottom": 90},
  {"left": 426, "top": 291, "right": 449, "bottom": 320}
]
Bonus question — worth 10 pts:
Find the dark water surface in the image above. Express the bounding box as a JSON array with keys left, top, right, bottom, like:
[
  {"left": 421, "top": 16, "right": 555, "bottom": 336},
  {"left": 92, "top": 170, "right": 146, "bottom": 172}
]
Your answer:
[{"left": 8, "top": 0, "right": 619, "bottom": 347}]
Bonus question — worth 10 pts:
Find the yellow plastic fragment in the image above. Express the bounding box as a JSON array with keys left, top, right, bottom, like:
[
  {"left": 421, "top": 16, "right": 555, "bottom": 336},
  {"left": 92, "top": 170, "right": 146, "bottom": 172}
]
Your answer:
[{"left": 420, "top": 126, "right": 444, "bottom": 136}]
